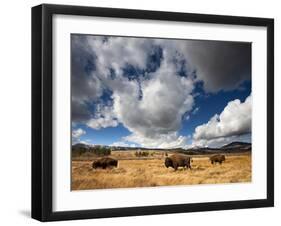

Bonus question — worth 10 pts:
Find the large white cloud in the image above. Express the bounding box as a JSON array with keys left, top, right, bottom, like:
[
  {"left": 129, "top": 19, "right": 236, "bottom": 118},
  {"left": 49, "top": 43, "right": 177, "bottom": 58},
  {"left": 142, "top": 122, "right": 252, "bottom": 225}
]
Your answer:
[
  {"left": 192, "top": 94, "right": 252, "bottom": 146},
  {"left": 112, "top": 58, "right": 194, "bottom": 134},
  {"left": 107, "top": 41, "right": 194, "bottom": 148}
]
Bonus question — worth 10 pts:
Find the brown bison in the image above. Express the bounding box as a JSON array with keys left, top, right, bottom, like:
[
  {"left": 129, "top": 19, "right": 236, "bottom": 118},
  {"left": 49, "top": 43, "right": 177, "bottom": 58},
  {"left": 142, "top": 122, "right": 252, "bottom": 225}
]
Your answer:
[
  {"left": 92, "top": 157, "right": 118, "bottom": 169},
  {"left": 165, "top": 154, "right": 192, "bottom": 171},
  {"left": 210, "top": 154, "right": 225, "bottom": 164}
]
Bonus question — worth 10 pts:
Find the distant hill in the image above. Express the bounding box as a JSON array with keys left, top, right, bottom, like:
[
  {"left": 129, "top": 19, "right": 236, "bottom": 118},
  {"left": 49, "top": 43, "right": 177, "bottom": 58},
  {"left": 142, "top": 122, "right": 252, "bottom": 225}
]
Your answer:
[
  {"left": 72, "top": 143, "right": 91, "bottom": 150},
  {"left": 72, "top": 141, "right": 251, "bottom": 155},
  {"left": 178, "top": 141, "right": 251, "bottom": 155},
  {"left": 221, "top": 141, "right": 251, "bottom": 150}
]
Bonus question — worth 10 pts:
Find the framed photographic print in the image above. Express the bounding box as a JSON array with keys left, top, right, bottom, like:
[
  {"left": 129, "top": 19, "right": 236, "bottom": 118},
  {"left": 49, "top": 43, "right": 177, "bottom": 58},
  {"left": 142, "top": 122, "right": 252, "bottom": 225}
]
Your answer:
[{"left": 32, "top": 4, "right": 274, "bottom": 221}]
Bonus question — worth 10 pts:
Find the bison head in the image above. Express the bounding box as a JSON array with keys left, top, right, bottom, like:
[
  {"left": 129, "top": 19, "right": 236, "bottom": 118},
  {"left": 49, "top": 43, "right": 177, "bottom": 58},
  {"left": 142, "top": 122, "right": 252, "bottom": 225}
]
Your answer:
[
  {"left": 92, "top": 161, "right": 99, "bottom": 169},
  {"left": 165, "top": 157, "right": 173, "bottom": 168}
]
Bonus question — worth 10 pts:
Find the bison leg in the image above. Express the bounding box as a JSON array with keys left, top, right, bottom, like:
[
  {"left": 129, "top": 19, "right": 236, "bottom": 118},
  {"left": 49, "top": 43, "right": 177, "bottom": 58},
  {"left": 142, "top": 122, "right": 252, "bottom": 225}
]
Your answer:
[
  {"left": 185, "top": 164, "right": 190, "bottom": 170},
  {"left": 173, "top": 163, "right": 178, "bottom": 171}
]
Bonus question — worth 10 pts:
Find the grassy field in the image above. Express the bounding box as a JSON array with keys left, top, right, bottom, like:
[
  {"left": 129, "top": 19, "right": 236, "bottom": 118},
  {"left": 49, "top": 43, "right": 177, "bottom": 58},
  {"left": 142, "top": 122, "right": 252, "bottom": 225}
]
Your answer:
[{"left": 71, "top": 151, "right": 251, "bottom": 190}]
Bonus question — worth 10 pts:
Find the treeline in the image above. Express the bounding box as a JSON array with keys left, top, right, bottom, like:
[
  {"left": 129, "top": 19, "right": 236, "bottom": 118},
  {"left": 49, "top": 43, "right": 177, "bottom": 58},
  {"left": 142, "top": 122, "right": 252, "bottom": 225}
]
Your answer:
[
  {"left": 91, "top": 146, "right": 111, "bottom": 156},
  {"left": 135, "top": 151, "right": 150, "bottom": 157},
  {"left": 135, "top": 151, "right": 169, "bottom": 157},
  {"left": 72, "top": 146, "right": 111, "bottom": 157}
]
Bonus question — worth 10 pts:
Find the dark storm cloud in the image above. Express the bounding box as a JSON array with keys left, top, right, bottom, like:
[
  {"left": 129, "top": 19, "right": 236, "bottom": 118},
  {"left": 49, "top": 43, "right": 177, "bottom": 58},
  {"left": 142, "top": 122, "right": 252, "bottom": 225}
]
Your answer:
[
  {"left": 182, "top": 40, "right": 251, "bottom": 92},
  {"left": 71, "top": 100, "right": 91, "bottom": 123},
  {"left": 71, "top": 35, "right": 103, "bottom": 123}
]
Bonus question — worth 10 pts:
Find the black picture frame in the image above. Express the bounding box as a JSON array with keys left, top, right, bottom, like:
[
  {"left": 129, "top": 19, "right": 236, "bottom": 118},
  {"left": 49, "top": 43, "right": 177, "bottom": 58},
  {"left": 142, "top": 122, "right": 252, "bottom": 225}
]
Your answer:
[{"left": 32, "top": 4, "right": 274, "bottom": 222}]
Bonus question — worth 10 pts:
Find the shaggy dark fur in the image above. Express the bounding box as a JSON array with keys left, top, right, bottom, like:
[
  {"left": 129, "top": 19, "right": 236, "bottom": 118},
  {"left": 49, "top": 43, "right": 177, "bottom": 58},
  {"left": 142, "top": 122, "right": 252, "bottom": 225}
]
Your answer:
[
  {"left": 210, "top": 154, "right": 226, "bottom": 164},
  {"left": 92, "top": 157, "right": 118, "bottom": 169},
  {"left": 165, "top": 154, "right": 192, "bottom": 171}
]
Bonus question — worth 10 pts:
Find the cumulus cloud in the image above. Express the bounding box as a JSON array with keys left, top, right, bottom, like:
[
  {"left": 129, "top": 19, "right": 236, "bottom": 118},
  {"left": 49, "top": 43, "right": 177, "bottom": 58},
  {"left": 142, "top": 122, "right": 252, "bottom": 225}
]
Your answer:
[
  {"left": 108, "top": 41, "right": 194, "bottom": 147},
  {"left": 72, "top": 128, "right": 86, "bottom": 143},
  {"left": 86, "top": 105, "right": 118, "bottom": 130},
  {"left": 192, "top": 94, "right": 251, "bottom": 146},
  {"left": 86, "top": 36, "right": 154, "bottom": 73},
  {"left": 71, "top": 35, "right": 156, "bottom": 125},
  {"left": 112, "top": 60, "right": 194, "bottom": 137},
  {"left": 72, "top": 128, "right": 86, "bottom": 138}
]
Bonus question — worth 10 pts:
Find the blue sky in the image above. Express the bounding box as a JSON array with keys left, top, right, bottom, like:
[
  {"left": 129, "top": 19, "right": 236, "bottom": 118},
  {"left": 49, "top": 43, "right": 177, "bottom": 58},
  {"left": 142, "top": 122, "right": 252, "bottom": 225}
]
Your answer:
[{"left": 71, "top": 35, "right": 251, "bottom": 148}]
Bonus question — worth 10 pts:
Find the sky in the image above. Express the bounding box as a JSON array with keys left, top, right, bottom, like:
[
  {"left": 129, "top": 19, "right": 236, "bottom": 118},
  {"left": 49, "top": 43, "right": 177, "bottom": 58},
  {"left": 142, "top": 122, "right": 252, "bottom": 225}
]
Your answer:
[{"left": 71, "top": 34, "right": 252, "bottom": 149}]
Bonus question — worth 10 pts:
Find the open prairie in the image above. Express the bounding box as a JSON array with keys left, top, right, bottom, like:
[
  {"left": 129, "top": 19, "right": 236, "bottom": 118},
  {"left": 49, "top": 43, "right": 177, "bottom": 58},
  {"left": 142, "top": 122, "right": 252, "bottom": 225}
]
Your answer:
[{"left": 71, "top": 151, "right": 251, "bottom": 190}]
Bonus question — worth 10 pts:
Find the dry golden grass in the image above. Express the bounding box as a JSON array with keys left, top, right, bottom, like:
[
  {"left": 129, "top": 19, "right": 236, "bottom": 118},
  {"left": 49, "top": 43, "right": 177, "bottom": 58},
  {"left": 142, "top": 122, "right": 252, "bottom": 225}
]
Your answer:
[{"left": 71, "top": 152, "right": 251, "bottom": 190}]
